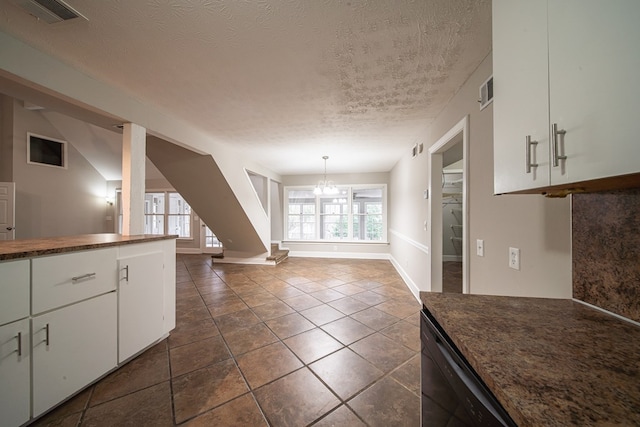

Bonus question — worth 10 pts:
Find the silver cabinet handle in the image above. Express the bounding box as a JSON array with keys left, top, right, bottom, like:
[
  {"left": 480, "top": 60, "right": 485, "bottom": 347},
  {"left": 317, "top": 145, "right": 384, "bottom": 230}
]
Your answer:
[
  {"left": 552, "top": 123, "right": 567, "bottom": 167},
  {"left": 71, "top": 272, "right": 96, "bottom": 282},
  {"left": 44, "top": 323, "right": 50, "bottom": 346},
  {"left": 16, "top": 332, "right": 22, "bottom": 356},
  {"left": 123, "top": 265, "right": 129, "bottom": 282},
  {"left": 525, "top": 135, "right": 538, "bottom": 173}
]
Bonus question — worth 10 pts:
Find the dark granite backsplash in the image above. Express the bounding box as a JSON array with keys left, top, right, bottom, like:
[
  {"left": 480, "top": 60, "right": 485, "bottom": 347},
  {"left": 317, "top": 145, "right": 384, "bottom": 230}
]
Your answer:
[{"left": 572, "top": 188, "right": 640, "bottom": 322}]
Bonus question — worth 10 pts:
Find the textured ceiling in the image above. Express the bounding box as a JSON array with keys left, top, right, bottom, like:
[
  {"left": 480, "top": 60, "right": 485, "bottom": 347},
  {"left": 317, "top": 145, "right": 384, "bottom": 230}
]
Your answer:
[{"left": 0, "top": 0, "right": 491, "bottom": 176}]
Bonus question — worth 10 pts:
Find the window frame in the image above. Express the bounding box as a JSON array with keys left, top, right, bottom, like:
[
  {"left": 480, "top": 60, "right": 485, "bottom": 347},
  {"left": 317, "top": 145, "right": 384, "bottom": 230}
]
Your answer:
[
  {"left": 27, "top": 132, "right": 68, "bottom": 169},
  {"left": 283, "top": 184, "right": 387, "bottom": 243},
  {"left": 116, "top": 189, "right": 194, "bottom": 240}
]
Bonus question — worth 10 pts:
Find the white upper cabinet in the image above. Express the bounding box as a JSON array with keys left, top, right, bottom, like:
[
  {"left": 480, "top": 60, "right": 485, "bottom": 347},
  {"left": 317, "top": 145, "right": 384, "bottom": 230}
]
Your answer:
[{"left": 493, "top": 0, "right": 640, "bottom": 194}]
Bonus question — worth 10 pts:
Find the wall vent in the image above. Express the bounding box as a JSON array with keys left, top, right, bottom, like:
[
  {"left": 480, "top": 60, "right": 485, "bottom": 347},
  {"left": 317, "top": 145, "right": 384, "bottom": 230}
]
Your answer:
[
  {"left": 478, "top": 75, "right": 493, "bottom": 111},
  {"left": 14, "top": 0, "right": 87, "bottom": 24}
]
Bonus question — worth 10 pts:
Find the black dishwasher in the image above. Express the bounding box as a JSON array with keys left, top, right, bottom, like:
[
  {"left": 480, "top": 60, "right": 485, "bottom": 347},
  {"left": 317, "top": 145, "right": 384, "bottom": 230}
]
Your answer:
[{"left": 421, "top": 309, "right": 517, "bottom": 427}]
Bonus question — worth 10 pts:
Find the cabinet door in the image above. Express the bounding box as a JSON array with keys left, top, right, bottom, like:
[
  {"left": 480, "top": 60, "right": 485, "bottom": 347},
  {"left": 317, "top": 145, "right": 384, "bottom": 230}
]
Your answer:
[
  {"left": 0, "top": 259, "right": 29, "bottom": 326},
  {"left": 32, "top": 293, "right": 117, "bottom": 417},
  {"left": 0, "top": 319, "right": 30, "bottom": 427},
  {"left": 493, "top": 0, "right": 550, "bottom": 194},
  {"left": 549, "top": 0, "right": 640, "bottom": 184},
  {"left": 118, "top": 251, "right": 164, "bottom": 362}
]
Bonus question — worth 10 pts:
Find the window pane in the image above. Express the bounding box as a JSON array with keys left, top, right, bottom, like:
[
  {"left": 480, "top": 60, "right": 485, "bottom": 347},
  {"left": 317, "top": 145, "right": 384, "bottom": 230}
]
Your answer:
[
  {"left": 353, "top": 188, "right": 383, "bottom": 241},
  {"left": 144, "top": 193, "right": 165, "bottom": 214},
  {"left": 144, "top": 214, "right": 164, "bottom": 235},
  {"left": 168, "top": 215, "right": 191, "bottom": 238},
  {"left": 287, "top": 189, "right": 317, "bottom": 240},
  {"left": 168, "top": 193, "right": 191, "bottom": 215}
]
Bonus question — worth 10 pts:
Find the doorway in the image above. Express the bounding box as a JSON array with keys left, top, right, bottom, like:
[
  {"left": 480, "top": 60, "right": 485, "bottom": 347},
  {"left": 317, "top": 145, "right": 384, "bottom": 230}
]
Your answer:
[
  {"left": 0, "top": 182, "right": 16, "bottom": 240},
  {"left": 200, "top": 219, "right": 224, "bottom": 256},
  {"left": 428, "top": 116, "right": 469, "bottom": 293}
]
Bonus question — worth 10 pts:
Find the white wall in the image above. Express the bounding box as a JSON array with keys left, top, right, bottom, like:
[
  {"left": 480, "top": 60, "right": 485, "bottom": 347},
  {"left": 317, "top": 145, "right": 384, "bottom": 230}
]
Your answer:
[
  {"left": 12, "top": 100, "right": 108, "bottom": 238},
  {"left": 389, "top": 53, "right": 572, "bottom": 298}
]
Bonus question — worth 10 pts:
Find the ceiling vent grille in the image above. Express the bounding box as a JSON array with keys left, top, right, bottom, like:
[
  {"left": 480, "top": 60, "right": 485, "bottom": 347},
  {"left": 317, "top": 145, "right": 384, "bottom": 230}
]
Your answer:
[{"left": 14, "top": 0, "right": 87, "bottom": 23}]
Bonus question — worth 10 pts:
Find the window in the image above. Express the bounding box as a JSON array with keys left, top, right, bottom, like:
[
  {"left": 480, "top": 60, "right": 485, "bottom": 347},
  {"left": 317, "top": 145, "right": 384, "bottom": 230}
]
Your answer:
[
  {"left": 27, "top": 133, "right": 67, "bottom": 169},
  {"left": 118, "top": 190, "right": 192, "bottom": 239},
  {"left": 285, "top": 185, "right": 386, "bottom": 242}
]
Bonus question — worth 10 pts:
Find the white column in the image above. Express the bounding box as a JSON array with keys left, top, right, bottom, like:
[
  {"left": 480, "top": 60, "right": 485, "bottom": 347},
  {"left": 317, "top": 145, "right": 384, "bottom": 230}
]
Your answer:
[{"left": 121, "top": 123, "right": 146, "bottom": 235}]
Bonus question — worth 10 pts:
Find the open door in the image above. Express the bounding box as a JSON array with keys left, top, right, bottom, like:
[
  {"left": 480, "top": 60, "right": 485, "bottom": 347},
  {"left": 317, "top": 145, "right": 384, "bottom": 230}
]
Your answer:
[{"left": 0, "top": 182, "right": 15, "bottom": 240}]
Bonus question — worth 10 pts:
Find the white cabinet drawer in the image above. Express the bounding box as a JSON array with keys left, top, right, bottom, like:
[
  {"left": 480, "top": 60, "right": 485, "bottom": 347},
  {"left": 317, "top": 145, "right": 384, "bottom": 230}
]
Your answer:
[
  {"left": 0, "top": 260, "right": 30, "bottom": 326},
  {"left": 32, "top": 248, "right": 117, "bottom": 314}
]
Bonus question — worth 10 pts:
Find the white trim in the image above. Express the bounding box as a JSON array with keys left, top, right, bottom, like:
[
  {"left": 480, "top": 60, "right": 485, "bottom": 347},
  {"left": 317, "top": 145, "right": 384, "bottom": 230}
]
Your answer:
[
  {"left": 176, "top": 248, "right": 202, "bottom": 254},
  {"left": 573, "top": 299, "right": 640, "bottom": 328},
  {"left": 389, "top": 255, "right": 422, "bottom": 303},
  {"left": 388, "top": 229, "right": 429, "bottom": 255},
  {"left": 428, "top": 115, "right": 470, "bottom": 294},
  {"left": 212, "top": 256, "right": 272, "bottom": 265},
  {"left": 288, "top": 251, "right": 390, "bottom": 260}
]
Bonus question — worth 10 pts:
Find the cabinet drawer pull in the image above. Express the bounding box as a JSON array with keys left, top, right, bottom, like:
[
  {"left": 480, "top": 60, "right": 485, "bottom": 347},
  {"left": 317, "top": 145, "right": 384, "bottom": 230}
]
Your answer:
[
  {"left": 123, "top": 265, "right": 129, "bottom": 282},
  {"left": 44, "top": 323, "right": 50, "bottom": 346},
  {"left": 16, "top": 332, "right": 22, "bottom": 356},
  {"left": 525, "top": 135, "right": 538, "bottom": 173},
  {"left": 71, "top": 272, "right": 96, "bottom": 282},
  {"left": 552, "top": 123, "right": 567, "bottom": 167}
]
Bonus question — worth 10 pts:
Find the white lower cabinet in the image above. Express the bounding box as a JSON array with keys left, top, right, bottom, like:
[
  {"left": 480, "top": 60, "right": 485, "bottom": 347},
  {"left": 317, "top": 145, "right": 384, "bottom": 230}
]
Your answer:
[
  {"left": 118, "top": 251, "right": 164, "bottom": 362},
  {"left": 31, "top": 292, "right": 117, "bottom": 417},
  {"left": 0, "top": 318, "right": 30, "bottom": 427}
]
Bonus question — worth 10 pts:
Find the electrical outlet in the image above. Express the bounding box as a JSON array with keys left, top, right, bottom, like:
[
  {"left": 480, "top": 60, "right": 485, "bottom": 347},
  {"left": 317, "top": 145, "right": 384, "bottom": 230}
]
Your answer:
[
  {"left": 509, "top": 247, "right": 520, "bottom": 270},
  {"left": 476, "top": 239, "right": 484, "bottom": 257}
]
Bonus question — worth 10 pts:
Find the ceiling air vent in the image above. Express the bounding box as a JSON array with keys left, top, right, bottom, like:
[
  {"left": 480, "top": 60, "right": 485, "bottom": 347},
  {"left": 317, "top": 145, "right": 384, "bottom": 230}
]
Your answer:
[{"left": 14, "top": 0, "right": 87, "bottom": 24}]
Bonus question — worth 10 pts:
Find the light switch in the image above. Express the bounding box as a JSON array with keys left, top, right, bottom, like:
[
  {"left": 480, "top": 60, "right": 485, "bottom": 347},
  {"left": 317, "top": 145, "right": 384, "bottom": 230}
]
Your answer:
[{"left": 476, "top": 239, "right": 484, "bottom": 257}]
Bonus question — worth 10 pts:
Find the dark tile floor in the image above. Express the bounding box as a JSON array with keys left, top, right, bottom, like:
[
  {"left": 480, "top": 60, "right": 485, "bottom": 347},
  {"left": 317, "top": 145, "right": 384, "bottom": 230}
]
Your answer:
[{"left": 33, "top": 254, "right": 422, "bottom": 426}]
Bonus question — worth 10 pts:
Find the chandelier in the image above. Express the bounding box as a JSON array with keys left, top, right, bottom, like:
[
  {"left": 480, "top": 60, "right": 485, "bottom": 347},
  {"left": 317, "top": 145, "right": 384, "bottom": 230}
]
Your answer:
[{"left": 314, "top": 155, "right": 339, "bottom": 195}]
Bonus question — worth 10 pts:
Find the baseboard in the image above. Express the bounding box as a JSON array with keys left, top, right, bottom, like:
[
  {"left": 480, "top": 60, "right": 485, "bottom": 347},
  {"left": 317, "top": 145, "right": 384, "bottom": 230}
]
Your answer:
[
  {"left": 176, "top": 248, "right": 202, "bottom": 254},
  {"left": 388, "top": 255, "right": 422, "bottom": 304},
  {"left": 288, "top": 251, "right": 390, "bottom": 260}
]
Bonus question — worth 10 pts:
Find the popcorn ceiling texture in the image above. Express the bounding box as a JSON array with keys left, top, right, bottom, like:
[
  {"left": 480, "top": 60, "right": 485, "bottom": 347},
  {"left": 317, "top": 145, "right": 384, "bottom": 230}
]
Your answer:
[{"left": 0, "top": 0, "right": 491, "bottom": 174}]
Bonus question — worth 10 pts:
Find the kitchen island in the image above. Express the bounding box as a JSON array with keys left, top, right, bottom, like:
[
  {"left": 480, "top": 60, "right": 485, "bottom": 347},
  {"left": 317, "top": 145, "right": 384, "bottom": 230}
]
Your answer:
[
  {"left": 0, "top": 233, "right": 177, "bottom": 427},
  {"left": 420, "top": 292, "right": 640, "bottom": 426}
]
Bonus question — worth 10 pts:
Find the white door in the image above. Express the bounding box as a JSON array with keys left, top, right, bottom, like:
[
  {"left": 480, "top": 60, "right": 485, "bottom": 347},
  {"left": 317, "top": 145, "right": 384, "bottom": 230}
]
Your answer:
[
  {"left": 0, "top": 182, "right": 16, "bottom": 240},
  {"left": 200, "top": 219, "right": 223, "bottom": 255}
]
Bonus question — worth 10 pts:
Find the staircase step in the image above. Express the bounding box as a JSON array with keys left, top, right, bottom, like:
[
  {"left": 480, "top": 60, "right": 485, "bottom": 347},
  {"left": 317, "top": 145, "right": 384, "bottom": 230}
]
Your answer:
[{"left": 266, "top": 249, "right": 289, "bottom": 264}]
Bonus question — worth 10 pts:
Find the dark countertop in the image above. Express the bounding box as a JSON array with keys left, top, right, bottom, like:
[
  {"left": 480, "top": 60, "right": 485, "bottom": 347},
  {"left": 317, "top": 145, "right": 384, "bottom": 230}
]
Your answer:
[
  {"left": 420, "top": 292, "right": 640, "bottom": 427},
  {"left": 0, "top": 233, "right": 178, "bottom": 260}
]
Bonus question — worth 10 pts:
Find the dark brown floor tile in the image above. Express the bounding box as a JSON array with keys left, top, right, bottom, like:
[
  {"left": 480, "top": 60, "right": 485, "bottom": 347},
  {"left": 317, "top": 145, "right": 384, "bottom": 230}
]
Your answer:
[
  {"left": 349, "top": 333, "right": 415, "bottom": 373},
  {"left": 390, "top": 354, "right": 421, "bottom": 396},
  {"left": 205, "top": 297, "right": 250, "bottom": 318},
  {"left": 374, "top": 299, "right": 420, "bottom": 319},
  {"left": 333, "top": 283, "right": 366, "bottom": 296},
  {"left": 310, "top": 288, "right": 347, "bottom": 303},
  {"left": 283, "top": 294, "right": 323, "bottom": 311},
  {"left": 328, "top": 296, "right": 370, "bottom": 315},
  {"left": 300, "top": 305, "right": 345, "bottom": 326},
  {"left": 284, "top": 328, "right": 343, "bottom": 364},
  {"left": 350, "top": 279, "right": 384, "bottom": 290},
  {"left": 194, "top": 280, "right": 229, "bottom": 296},
  {"left": 175, "top": 284, "right": 200, "bottom": 299},
  {"left": 82, "top": 382, "right": 173, "bottom": 427},
  {"left": 350, "top": 307, "right": 400, "bottom": 331},
  {"left": 312, "top": 405, "right": 367, "bottom": 427},
  {"left": 351, "top": 290, "right": 390, "bottom": 305},
  {"left": 317, "top": 278, "right": 347, "bottom": 288},
  {"left": 381, "top": 320, "right": 420, "bottom": 352},
  {"left": 348, "top": 376, "right": 420, "bottom": 427},
  {"left": 254, "top": 368, "right": 340, "bottom": 426},
  {"left": 321, "top": 317, "right": 375, "bottom": 345},
  {"left": 260, "top": 278, "right": 291, "bottom": 292},
  {"left": 223, "top": 322, "right": 278, "bottom": 356},
  {"left": 240, "top": 291, "right": 279, "bottom": 308},
  {"left": 265, "top": 312, "right": 315, "bottom": 340},
  {"left": 176, "top": 303, "right": 211, "bottom": 324},
  {"left": 213, "top": 308, "right": 261, "bottom": 335},
  {"left": 30, "top": 387, "right": 90, "bottom": 427},
  {"left": 405, "top": 311, "right": 421, "bottom": 326},
  {"left": 169, "top": 317, "right": 219, "bottom": 349},
  {"left": 169, "top": 335, "right": 231, "bottom": 377},
  {"left": 172, "top": 359, "right": 249, "bottom": 424},
  {"left": 309, "top": 348, "right": 383, "bottom": 400},
  {"left": 236, "top": 342, "right": 303, "bottom": 389},
  {"left": 91, "top": 342, "right": 169, "bottom": 406},
  {"left": 182, "top": 394, "right": 267, "bottom": 427},
  {"left": 251, "top": 300, "right": 295, "bottom": 321},
  {"left": 283, "top": 276, "right": 311, "bottom": 286}
]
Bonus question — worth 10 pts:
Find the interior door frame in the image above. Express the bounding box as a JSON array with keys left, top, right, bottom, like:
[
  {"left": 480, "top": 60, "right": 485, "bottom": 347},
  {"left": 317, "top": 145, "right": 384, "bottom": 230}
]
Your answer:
[{"left": 428, "top": 116, "right": 469, "bottom": 293}]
